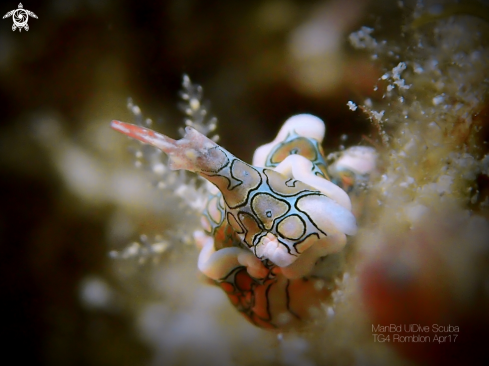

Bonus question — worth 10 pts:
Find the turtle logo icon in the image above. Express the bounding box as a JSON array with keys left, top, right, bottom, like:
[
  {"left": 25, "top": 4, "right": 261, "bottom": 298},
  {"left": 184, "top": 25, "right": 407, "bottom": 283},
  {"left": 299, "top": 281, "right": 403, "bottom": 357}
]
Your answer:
[{"left": 3, "top": 3, "right": 38, "bottom": 32}]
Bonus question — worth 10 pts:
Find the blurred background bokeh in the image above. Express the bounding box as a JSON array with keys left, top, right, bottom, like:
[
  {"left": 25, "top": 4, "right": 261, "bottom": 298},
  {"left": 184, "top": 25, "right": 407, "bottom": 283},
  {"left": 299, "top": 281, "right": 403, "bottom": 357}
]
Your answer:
[{"left": 1, "top": 0, "right": 488, "bottom": 365}]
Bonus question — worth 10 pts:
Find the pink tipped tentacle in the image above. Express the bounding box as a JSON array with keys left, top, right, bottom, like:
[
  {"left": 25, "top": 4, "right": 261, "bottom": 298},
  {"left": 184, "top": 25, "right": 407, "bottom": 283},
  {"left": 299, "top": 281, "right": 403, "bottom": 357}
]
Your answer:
[{"left": 111, "top": 120, "right": 228, "bottom": 173}]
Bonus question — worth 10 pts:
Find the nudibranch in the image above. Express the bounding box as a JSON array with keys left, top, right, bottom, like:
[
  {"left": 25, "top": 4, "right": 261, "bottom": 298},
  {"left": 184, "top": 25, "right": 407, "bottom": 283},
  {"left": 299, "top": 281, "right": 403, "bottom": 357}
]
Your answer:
[{"left": 111, "top": 114, "right": 360, "bottom": 329}]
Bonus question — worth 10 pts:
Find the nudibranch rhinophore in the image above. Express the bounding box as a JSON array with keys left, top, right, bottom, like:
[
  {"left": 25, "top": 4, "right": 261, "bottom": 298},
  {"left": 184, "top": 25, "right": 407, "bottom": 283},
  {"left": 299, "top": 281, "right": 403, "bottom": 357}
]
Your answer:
[{"left": 111, "top": 114, "right": 371, "bottom": 330}]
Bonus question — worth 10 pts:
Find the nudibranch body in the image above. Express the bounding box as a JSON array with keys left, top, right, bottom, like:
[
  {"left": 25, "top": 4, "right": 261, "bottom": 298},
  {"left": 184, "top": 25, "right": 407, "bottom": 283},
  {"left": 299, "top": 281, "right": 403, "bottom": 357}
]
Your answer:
[
  {"left": 253, "top": 114, "right": 330, "bottom": 178},
  {"left": 328, "top": 146, "right": 378, "bottom": 194},
  {"left": 111, "top": 114, "right": 367, "bottom": 329}
]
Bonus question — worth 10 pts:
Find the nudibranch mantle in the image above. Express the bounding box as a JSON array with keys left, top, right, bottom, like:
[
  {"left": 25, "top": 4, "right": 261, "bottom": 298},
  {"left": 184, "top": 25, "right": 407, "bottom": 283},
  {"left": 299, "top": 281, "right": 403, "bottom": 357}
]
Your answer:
[{"left": 111, "top": 115, "right": 356, "bottom": 276}]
